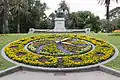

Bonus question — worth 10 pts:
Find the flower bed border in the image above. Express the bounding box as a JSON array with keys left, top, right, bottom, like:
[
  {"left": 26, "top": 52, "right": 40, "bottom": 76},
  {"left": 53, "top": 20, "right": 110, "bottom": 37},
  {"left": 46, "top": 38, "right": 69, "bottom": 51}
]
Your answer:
[{"left": 1, "top": 38, "right": 119, "bottom": 71}]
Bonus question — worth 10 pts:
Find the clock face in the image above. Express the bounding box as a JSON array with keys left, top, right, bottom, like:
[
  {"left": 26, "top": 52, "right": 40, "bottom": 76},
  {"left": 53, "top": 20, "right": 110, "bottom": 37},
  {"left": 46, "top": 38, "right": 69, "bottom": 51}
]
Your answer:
[{"left": 27, "top": 38, "right": 92, "bottom": 56}]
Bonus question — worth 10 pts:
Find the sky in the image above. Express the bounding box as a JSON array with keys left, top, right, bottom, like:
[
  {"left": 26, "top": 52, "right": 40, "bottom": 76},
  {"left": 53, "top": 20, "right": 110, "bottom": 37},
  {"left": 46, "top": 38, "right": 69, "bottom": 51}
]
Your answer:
[{"left": 41, "top": 0, "right": 120, "bottom": 19}]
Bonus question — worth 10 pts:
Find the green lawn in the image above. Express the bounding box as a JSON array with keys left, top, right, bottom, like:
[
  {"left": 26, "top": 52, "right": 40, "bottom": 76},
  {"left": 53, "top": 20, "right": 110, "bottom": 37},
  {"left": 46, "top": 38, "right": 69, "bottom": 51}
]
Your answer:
[{"left": 0, "top": 33, "right": 120, "bottom": 71}]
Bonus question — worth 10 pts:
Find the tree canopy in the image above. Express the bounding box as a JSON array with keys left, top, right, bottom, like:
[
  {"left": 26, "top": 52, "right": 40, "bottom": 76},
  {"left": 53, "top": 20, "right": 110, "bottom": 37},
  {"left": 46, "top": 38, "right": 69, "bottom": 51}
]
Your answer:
[{"left": 0, "top": 0, "right": 104, "bottom": 33}]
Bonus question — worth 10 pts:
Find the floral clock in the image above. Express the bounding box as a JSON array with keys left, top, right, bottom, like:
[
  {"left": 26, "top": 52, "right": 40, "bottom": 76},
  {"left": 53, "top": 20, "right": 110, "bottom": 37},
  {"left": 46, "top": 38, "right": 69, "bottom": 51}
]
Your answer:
[{"left": 4, "top": 34, "right": 115, "bottom": 68}]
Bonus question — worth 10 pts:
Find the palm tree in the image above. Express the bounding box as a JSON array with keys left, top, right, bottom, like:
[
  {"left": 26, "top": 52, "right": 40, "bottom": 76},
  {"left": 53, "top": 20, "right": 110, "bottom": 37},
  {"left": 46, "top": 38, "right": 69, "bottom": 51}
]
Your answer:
[
  {"left": 0, "top": 0, "right": 3, "bottom": 33},
  {"left": 9, "top": 0, "right": 28, "bottom": 33},
  {"left": 98, "top": 0, "right": 118, "bottom": 32},
  {"left": 0, "top": 0, "right": 9, "bottom": 33},
  {"left": 109, "top": 7, "right": 120, "bottom": 19},
  {"left": 0, "top": 0, "right": 3, "bottom": 21},
  {"left": 0, "top": 0, "right": 3, "bottom": 15}
]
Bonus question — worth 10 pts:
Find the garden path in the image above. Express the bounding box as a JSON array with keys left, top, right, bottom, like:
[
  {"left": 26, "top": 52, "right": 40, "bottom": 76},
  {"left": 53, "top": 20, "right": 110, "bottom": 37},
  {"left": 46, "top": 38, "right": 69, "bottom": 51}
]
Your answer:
[{"left": 0, "top": 70, "right": 120, "bottom": 80}]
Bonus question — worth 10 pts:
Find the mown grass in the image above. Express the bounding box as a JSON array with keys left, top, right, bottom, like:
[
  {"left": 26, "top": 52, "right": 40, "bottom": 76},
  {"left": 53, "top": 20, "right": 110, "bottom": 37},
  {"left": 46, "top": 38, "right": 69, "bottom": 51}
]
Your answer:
[{"left": 0, "top": 33, "right": 120, "bottom": 71}]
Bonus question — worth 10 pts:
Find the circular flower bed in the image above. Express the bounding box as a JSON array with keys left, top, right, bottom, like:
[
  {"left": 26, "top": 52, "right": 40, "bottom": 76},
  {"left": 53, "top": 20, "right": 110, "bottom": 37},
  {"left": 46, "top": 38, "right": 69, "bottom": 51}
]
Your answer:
[{"left": 4, "top": 34, "right": 115, "bottom": 68}]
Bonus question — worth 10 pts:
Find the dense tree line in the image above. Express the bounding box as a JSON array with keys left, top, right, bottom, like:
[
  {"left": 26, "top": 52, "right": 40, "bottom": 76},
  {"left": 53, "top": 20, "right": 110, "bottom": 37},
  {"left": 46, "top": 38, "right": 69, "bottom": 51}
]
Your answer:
[
  {"left": 100, "top": 6, "right": 120, "bottom": 32},
  {"left": 0, "top": 0, "right": 49, "bottom": 33},
  {"left": 0, "top": 0, "right": 104, "bottom": 34},
  {"left": 98, "top": 0, "right": 119, "bottom": 32},
  {"left": 68, "top": 11, "right": 101, "bottom": 32}
]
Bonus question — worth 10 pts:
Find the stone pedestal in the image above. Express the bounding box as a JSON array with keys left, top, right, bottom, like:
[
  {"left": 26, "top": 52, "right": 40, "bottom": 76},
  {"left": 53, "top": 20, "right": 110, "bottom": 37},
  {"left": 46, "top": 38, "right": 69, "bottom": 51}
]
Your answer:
[{"left": 54, "top": 18, "right": 66, "bottom": 32}]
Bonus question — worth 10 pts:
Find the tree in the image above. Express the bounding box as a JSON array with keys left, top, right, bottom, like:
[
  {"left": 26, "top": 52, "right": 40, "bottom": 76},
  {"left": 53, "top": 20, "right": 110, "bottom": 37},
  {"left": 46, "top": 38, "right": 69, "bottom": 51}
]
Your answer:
[
  {"left": 0, "top": 0, "right": 49, "bottom": 33},
  {"left": 109, "top": 7, "right": 120, "bottom": 30},
  {"left": 69, "top": 11, "right": 101, "bottom": 32},
  {"left": 9, "top": 0, "right": 28, "bottom": 33},
  {"left": 0, "top": 0, "right": 9, "bottom": 33},
  {"left": 0, "top": 0, "right": 3, "bottom": 15},
  {"left": 109, "top": 7, "right": 120, "bottom": 19},
  {"left": 0, "top": 0, "right": 3, "bottom": 33},
  {"left": 8, "top": 0, "right": 48, "bottom": 33},
  {"left": 28, "top": 0, "right": 48, "bottom": 29},
  {"left": 48, "top": 12, "right": 55, "bottom": 29},
  {"left": 98, "top": 0, "right": 118, "bottom": 32},
  {"left": 69, "top": 12, "right": 79, "bottom": 29}
]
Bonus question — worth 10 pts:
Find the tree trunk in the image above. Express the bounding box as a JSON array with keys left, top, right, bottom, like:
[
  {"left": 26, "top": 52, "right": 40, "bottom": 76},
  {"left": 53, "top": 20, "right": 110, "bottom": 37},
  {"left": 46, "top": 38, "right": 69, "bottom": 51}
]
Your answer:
[
  {"left": 17, "top": 4, "right": 20, "bottom": 33},
  {"left": 3, "top": 0, "right": 9, "bottom": 34},
  {"left": 17, "top": 16, "right": 20, "bottom": 33},
  {"left": 106, "top": 4, "right": 111, "bottom": 33}
]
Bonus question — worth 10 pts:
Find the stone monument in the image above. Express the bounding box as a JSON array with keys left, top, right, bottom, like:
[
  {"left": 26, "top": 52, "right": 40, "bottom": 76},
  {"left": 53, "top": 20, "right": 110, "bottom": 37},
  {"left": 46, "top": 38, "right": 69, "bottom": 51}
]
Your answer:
[{"left": 53, "top": 8, "right": 66, "bottom": 32}]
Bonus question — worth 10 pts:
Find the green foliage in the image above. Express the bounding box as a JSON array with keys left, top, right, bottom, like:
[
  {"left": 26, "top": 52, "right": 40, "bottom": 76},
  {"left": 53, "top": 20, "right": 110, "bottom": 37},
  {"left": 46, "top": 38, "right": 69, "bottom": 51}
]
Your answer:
[
  {"left": 68, "top": 11, "right": 101, "bottom": 32},
  {"left": 0, "top": 0, "right": 9, "bottom": 33},
  {"left": 109, "top": 7, "right": 120, "bottom": 19},
  {"left": 100, "top": 18, "right": 120, "bottom": 32},
  {"left": 0, "top": 0, "right": 49, "bottom": 33},
  {"left": 0, "top": 0, "right": 106, "bottom": 33},
  {"left": 98, "top": 0, "right": 119, "bottom": 32}
]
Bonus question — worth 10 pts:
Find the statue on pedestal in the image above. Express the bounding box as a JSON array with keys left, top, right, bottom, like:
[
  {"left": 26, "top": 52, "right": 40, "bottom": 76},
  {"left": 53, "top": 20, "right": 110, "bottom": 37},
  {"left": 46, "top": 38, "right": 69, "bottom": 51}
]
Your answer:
[
  {"left": 54, "top": 8, "right": 66, "bottom": 32},
  {"left": 55, "top": 8, "right": 64, "bottom": 18}
]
